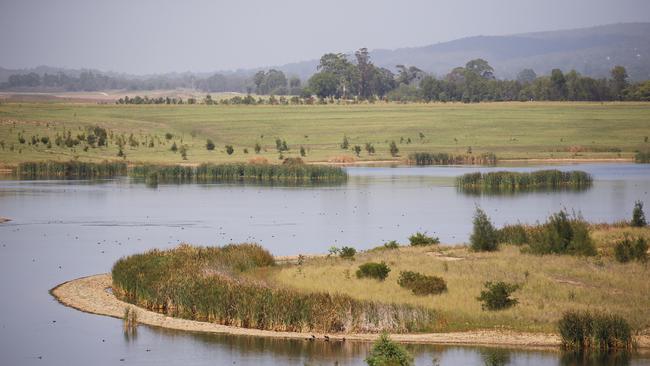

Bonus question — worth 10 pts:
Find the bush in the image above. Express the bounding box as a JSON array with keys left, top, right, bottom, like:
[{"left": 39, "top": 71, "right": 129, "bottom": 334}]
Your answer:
[
  {"left": 389, "top": 141, "right": 399, "bottom": 157},
  {"left": 527, "top": 211, "right": 596, "bottom": 256},
  {"left": 365, "top": 333, "right": 413, "bottom": 366},
  {"left": 398, "top": 271, "right": 447, "bottom": 295},
  {"left": 470, "top": 207, "right": 498, "bottom": 251},
  {"left": 614, "top": 236, "right": 648, "bottom": 263},
  {"left": 408, "top": 232, "right": 439, "bottom": 246},
  {"left": 477, "top": 281, "right": 520, "bottom": 310},
  {"left": 339, "top": 246, "right": 356, "bottom": 259},
  {"left": 559, "top": 311, "right": 632, "bottom": 351},
  {"left": 356, "top": 262, "right": 391, "bottom": 281},
  {"left": 206, "top": 139, "right": 215, "bottom": 150},
  {"left": 496, "top": 223, "right": 529, "bottom": 245},
  {"left": 631, "top": 200, "right": 647, "bottom": 227},
  {"left": 384, "top": 240, "right": 399, "bottom": 249},
  {"left": 225, "top": 145, "right": 234, "bottom": 155}
]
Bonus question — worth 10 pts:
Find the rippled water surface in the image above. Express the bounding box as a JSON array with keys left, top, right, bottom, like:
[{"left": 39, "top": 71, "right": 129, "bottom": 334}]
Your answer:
[{"left": 0, "top": 163, "right": 648, "bottom": 365}]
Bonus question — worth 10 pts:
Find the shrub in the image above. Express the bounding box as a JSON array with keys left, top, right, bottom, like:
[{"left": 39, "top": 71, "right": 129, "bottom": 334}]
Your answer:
[
  {"left": 527, "top": 211, "right": 596, "bottom": 256},
  {"left": 225, "top": 145, "right": 234, "bottom": 155},
  {"left": 635, "top": 151, "right": 650, "bottom": 163},
  {"left": 206, "top": 139, "right": 215, "bottom": 150},
  {"left": 384, "top": 240, "right": 399, "bottom": 249},
  {"left": 365, "top": 333, "right": 413, "bottom": 366},
  {"left": 477, "top": 281, "right": 520, "bottom": 311},
  {"left": 341, "top": 135, "right": 349, "bottom": 150},
  {"left": 496, "top": 223, "right": 529, "bottom": 245},
  {"left": 470, "top": 207, "right": 499, "bottom": 251},
  {"left": 356, "top": 262, "right": 391, "bottom": 281},
  {"left": 339, "top": 246, "right": 356, "bottom": 259},
  {"left": 558, "top": 311, "right": 632, "bottom": 351},
  {"left": 389, "top": 141, "right": 399, "bottom": 157},
  {"left": 631, "top": 200, "right": 647, "bottom": 227},
  {"left": 408, "top": 232, "right": 439, "bottom": 246},
  {"left": 165, "top": 132, "right": 173, "bottom": 140},
  {"left": 398, "top": 271, "right": 447, "bottom": 295},
  {"left": 170, "top": 141, "right": 178, "bottom": 152},
  {"left": 614, "top": 236, "right": 648, "bottom": 263},
  {"left": 254, "top": 142, "right": 262, "bottom": 154}
]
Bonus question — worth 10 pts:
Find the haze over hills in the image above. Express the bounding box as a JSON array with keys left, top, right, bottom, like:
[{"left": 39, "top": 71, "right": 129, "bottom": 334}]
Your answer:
[{"left": 1, "top": 22, "right": 649, "bottom": 84}]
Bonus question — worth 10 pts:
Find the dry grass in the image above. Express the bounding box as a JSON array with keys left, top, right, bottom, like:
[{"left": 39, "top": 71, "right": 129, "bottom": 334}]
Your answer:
[{"left": 272, "top": 226, "right": 650, "bottom": 334}]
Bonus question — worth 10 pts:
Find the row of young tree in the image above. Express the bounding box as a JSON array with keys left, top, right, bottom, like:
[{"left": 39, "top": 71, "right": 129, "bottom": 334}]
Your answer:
[{"left": 306, "top": 49, "right": 649, "bottom": 102}]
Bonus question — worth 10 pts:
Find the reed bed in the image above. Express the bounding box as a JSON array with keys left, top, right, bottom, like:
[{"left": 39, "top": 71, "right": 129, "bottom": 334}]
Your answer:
[
  {"left": 127, "top": 162, "right": 347, "bottom": 184},
  {"left": 456, "top": 169, "right": 592, "bottom": 193},
  {"left": 111, "top": 243, "right": 438, "bottom": 334},
  {"left": 408, "top": 152, "right": 497, "bottom": 166},
  {"left": 16, "top": 160, "right": 127, "bottom": 179}
]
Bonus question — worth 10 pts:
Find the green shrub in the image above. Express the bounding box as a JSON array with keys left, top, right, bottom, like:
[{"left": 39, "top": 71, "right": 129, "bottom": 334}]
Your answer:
[
  {"left": 470, "top": 207, "right": 499, "bottom": 251},
  {"left": 389, "top": 141, "right": 399, "bottom": 157},
  {"left": 635, "top": 151, "right": 650, "bottom": 163},
  {"left": 558, "top": 311, "right": 632, "bottom": 351},
  {"left": 631, "top": 200, "right": 647, "bottom": 227},
  {"left": 225, "top": 145, "right": 234, "bottom": 155},
  {"left": 339, "top": 246, "right": 356, "bottom": 259},
  {"left": 383, "top": 240, "right": 399, "bottom": 249},
  {"left": 496, "top": 223, "right": 529, "bottom": 245},
  {"left": 356, "top": 262, "right": 391, "bottom": 281},
  {"left": 365, "top": 333, "right": 413, "bottom": 366},
  {"left": 408, "top": 232, "right": 439, "bottom": 246},
  {"left": 398, "top": 271, "right": 447, "bottom": 296},
  {"left": 614, "top": 236, "right": 648, "bottom": 263},
  {"left": 477, "top": 281, "right": 520, "bottom": 311},
  {"left": 527, "top": 211, "right": 596, "bottom": 256},
  {"left": 206, "top": 139, "right": 215, "bottom": 150}
]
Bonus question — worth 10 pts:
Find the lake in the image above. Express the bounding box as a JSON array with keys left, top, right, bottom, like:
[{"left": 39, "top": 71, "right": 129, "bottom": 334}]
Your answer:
[{"left": 0, "top": 163, "right": 649, "bottom": 365}]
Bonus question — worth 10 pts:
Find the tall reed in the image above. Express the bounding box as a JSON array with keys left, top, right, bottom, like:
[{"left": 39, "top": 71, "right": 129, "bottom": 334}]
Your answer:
[
  {"left": 111, "top": 244, "right": 438, "bottom": 333},
  {"left": 16, "top": 160, "right": 127, "bottom": 179},
  {"left": 456, "top": 170, "right": 592, "bottom": 193},
  {"left": 408, "top": 152, "right": 497, "bottom": 166}
]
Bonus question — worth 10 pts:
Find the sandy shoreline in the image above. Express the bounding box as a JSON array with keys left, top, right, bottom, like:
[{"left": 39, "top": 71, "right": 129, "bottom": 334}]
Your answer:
[{"left": 49, "top": 274, "right": 569, "bottom": 348}]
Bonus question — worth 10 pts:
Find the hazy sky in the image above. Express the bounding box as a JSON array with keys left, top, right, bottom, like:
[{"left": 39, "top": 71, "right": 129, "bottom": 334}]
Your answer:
[{"left": 1, "top": 0, "right": 650, "bottom": 74}]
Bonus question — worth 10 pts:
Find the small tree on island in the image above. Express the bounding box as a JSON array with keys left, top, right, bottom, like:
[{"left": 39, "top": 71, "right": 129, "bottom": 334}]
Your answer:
[
  {"left": 631, "top": 200, "right": 647, "bottom": 227},
  {"left": 365, "top": 333, "right": 413, "bottom": 366},
  {"left": 470, "top": 207, "right": 498, "bottom": 251}
]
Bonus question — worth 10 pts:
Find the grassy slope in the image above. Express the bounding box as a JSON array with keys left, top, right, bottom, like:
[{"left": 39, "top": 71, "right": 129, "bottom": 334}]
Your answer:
[
  {"left": 272, "top": 226, "right": 650, "bottom": 334},
  {"left": 1, "top": 102, "right": 649, "bottom": 165}
]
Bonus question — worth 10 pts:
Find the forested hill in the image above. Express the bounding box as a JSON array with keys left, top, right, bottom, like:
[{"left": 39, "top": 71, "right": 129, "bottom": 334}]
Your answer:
[{"left": 278, "top": 23, "right": 650, "bottom": 81}]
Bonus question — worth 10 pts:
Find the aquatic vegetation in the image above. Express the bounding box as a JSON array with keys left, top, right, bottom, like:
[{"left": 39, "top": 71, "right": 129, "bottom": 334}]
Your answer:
[
  {"left": 559, "top": 311, "right": 632, "bottom": 351},
  {"left": 456, "top": 169, "right": 592, "bottom": 193},
  {"left": 397, "top": 271, "right": 447, "bottom": 296},
  {"left": 112, "top": 244, "right": 439, "bottom": 333},
  {"left": 408, "top": 152, "right": 497, "bottom": 166},
  {"left": 16, "top": 160, "right": 127, "bottom": 179}
]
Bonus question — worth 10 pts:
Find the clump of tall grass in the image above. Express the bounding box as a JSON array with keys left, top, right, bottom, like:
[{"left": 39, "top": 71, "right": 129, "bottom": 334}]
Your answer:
[
  {"left": 16, "top": 160, "right": 127, "bottom": 179},
  {"left": 635, "top": 151, "right": 650, "bottom": 163},
  {"left": 526, "top": 211, "right": 596, "bottom": 256},
  {"left": 356, "top": 262, "right": 391, "bottom": 281},
  {"left": 409, "top": 152, "right": 497, "bottom": 166},
  {"left": 456, "top": 170, "right": 592, "bottom": 193},
  {"left": 397, "top": 271, "right": 447, "bottom": 296},
  {"left": 614, "top": 236, "right": 648, "bottom": 263},
  {"left": 558, "top": 311, "right": 633, "bottom": 351},
  {"left": 123, "top": 307, "right": 138, "bottom": 333},
  {"left": 112, "top": 243, "right": 439, "bottom": 333},
  {"left": 408, "top": 232, "right": 439, "bottom": 246}
]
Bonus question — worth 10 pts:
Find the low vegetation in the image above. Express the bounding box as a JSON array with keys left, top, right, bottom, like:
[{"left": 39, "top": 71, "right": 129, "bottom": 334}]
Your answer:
[
  {"left": 456, "top": 170, "right": 593, "bottom": 193},
  {"left": 365, "top": 333, "right": 413, "bottom": 366},
  {"left": 356, "top": 262, "right": 391, "bottom": 281},
  {"left": 635, "top": 151, "right": 650, "bottom": 163},
  {"left": 470, "top": 207, "right": 499, "bottom": 252},
  {"left": 112, "top": 244, "right": 438, "bottom": 333},
  {"left": 477, "top": 281, "right": 520, "bottom": 311},
  {"left": 408, "top": 232, "right": 439, "bottom": 246},
  {"left": 614, "top": 236, "right": 648, "bottom": 263},
  {"left": 558, "top": 311, "right": 632, "bottom": 351},
  {"left": 631, "top": 200, "right": 647, "bottom": 227},
  {"left": 526, "top": 211, "right": 596, "bottom": 256},
  {"left": 397, "top": 271, "right": 447, "bottom": 296}
]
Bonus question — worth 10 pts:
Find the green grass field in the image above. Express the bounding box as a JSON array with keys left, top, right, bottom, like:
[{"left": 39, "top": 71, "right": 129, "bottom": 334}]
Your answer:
[{"left": 1, "top": 102, "right": 649, "bottom": 165}]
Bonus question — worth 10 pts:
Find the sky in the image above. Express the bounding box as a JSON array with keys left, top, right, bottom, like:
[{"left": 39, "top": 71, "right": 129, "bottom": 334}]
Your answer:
[{"left": 1, "top": 0, "right": 650, "bottom": 74}]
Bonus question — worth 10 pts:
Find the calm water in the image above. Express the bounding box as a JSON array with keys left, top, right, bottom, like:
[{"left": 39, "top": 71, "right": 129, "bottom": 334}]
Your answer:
[{"left": 0, "top": 163, "right": 649, "bottom": 365}]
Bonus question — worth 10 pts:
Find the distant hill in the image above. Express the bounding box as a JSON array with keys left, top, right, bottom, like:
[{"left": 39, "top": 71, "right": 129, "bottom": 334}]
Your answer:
[
  {"left": 2, "top": 23, "right": 649, "bottom": 84},
  {"left": 276, "top": 23, "right": 650, "bottom": 81}
]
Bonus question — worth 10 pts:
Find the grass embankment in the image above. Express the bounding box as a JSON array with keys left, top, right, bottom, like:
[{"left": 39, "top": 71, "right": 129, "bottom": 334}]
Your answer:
[
  {"left": 1, "top": 102, "right": 649, "bottom": 165},
  {"left": 456, "top": 170, "right": 592, "bottom": 193},
  {"left": 273, "top": 225, "right": 650, "bottom": 334},
  {"left": 111, "top": 244, "right": 439, "bottom": 333}
]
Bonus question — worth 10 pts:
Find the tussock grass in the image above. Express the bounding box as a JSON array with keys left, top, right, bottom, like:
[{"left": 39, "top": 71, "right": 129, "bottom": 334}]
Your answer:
[
  {"left": 112, "top": 243, "right": 439, "bottom": 333},
  {"left": 274, "top": 226, "right": 650, "bottom": 333},
  {"left": 16, "top": 160, "right": 127, "bottom": 179},
  {"left": 456, "top": 169, "right": 592, "bottom": 193}
]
